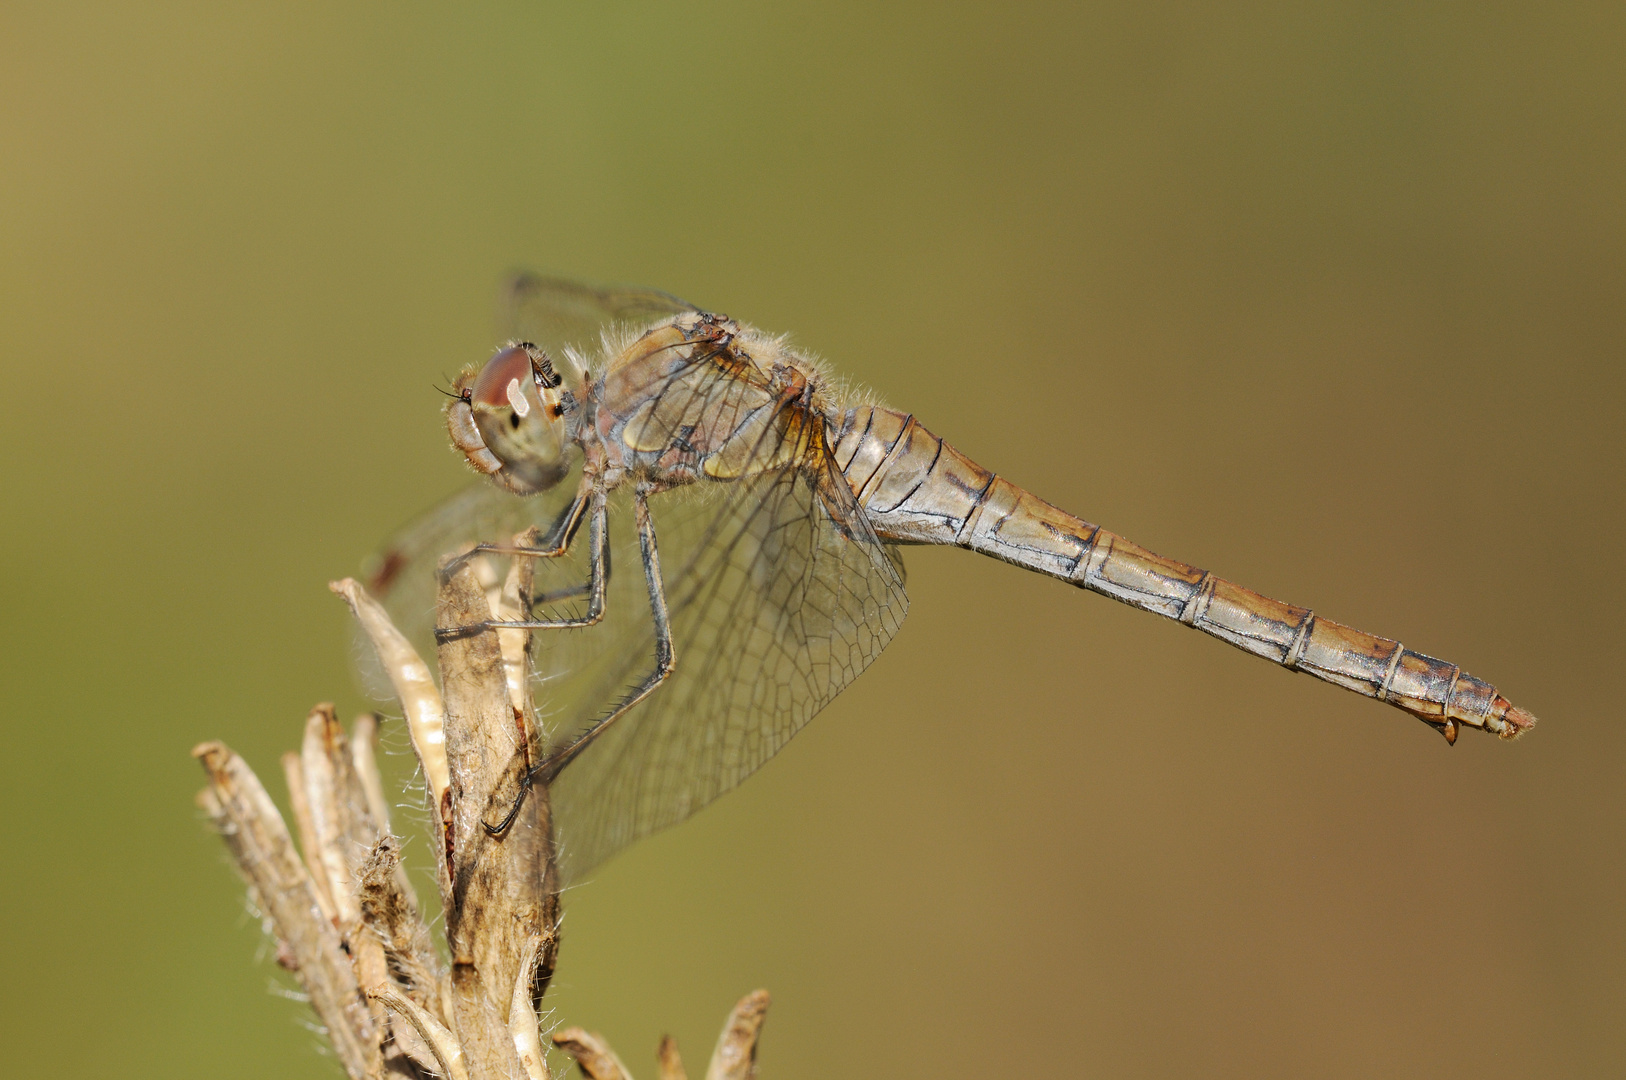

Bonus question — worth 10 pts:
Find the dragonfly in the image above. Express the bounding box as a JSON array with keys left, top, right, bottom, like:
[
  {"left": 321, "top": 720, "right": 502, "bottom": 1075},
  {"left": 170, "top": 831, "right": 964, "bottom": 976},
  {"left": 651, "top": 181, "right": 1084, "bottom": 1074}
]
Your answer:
[{"left": 367, "top": 275, "right": 1536, "bottom": 880}]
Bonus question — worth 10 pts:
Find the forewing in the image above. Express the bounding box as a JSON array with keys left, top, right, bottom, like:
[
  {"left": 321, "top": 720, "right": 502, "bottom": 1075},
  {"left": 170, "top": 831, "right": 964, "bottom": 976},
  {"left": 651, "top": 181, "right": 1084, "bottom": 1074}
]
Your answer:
[
  {"left": 366, "top": 288, "right": 908, "bottom": 881},
  {"left": 541, "top": 461, "right": 909, "bottom": 882},
  {"left": 503, "top": 274, "right": 698, "bottom": 370}
]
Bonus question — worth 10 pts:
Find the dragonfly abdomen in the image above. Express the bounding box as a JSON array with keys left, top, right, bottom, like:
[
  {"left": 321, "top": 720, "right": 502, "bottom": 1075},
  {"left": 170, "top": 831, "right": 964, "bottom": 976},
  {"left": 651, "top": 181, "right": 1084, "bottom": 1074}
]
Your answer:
[{"left": 831, "top": 405, "right": 1535, "bottom": 742}]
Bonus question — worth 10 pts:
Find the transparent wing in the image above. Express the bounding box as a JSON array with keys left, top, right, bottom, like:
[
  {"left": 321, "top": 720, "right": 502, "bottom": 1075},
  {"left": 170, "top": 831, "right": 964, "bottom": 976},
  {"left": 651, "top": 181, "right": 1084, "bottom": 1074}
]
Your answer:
[
  {"left": 542, "top": 460, "right": 909, "bottom": 882},
  {"left": 366, "top": 284, "right": 908, "bottom": 880},
  {"left": 502, "top": 274, "right": 698, "bottom": 370},
  {"left": 361, "top": 460, "right": 910, "bottom": 883}
]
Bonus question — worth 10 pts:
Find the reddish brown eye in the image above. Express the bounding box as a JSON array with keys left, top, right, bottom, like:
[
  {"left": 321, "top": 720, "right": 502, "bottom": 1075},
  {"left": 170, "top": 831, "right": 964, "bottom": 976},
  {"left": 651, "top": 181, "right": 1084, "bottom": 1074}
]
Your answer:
[{"left": 471, "top": 345, "right": 536, "bottom": 409}]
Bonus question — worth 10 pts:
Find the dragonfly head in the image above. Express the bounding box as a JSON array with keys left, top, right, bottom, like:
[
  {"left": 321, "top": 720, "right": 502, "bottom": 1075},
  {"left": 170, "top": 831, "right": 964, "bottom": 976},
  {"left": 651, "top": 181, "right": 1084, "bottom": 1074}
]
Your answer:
[{"left": 447, "top": 342, "right": 575, "bottom": 494}]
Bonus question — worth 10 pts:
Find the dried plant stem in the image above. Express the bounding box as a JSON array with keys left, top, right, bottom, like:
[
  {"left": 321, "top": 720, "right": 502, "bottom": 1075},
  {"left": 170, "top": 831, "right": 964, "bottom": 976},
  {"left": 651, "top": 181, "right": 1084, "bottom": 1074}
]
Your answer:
[{"left": 197, "top": 560, "right": 773, "bottom": 1078}]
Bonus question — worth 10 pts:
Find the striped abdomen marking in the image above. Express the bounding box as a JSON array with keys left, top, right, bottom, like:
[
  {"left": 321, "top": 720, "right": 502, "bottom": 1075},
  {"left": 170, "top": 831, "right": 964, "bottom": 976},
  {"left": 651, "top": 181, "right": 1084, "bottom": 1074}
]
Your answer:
[{"left": 829, "top": 406, "right": 1536, "bottom": 742}]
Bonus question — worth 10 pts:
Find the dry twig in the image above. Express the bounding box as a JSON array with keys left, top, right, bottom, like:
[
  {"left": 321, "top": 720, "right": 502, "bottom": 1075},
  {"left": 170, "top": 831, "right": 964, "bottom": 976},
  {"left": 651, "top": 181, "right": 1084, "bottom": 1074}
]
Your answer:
[{"left": 196, "top": 557, "right": 773, "bottom": 1078}]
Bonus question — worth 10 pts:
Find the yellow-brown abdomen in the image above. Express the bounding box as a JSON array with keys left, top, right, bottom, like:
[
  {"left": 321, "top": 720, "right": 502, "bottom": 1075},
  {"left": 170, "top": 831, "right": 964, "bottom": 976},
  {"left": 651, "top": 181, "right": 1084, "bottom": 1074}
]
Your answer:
[{"left": 829, "top": 405, "right": 1535, "bottom": 742}]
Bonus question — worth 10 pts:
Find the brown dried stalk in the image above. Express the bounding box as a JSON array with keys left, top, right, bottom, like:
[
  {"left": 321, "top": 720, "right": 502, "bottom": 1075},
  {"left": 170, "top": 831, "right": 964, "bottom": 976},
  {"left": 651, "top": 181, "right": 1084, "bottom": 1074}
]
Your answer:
[{"left": 195, "top": 558, "right": 771, "bottom": 1079}]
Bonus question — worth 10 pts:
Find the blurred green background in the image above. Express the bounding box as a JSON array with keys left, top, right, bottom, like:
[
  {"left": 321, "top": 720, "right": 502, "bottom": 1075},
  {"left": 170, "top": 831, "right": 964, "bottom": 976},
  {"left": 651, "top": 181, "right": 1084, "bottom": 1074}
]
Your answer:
[{"left": 2, "top": 3, "right": 1622, "bottom": 1076}]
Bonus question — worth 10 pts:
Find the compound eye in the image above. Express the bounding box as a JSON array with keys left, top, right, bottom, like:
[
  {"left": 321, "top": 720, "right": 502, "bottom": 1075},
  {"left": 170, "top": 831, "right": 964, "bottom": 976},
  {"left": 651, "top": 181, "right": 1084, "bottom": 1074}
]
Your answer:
[{"left": 471, "top": 345, "right": 538, "bottom": 413}]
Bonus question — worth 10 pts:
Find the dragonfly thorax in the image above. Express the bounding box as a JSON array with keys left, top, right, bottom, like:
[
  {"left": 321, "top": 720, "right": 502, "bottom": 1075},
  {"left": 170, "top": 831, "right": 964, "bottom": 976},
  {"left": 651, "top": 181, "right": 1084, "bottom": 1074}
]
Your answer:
[{"left": 447, "top": 341, "right": 578, "bottom": 494}]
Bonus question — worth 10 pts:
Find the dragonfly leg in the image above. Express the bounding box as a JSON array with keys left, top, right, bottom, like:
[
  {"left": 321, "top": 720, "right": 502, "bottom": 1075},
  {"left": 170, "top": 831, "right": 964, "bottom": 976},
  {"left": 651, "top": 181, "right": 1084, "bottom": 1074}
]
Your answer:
[
  {"left": 480, "top": 487, "right": 672, "bottom": 835},
  {"left": 483, "top": 766, "right": 534, "bottom": 837},
  {"left": 528, "top": 515, "right": 613, "bottom": 612},
  {"left": 538, "top": 486, "right": 675, "bottom": 783},
  {"left": 434, "top": 490, "right": 608, "bottom": 642},
  {"left": 438, "top": 490, "right": 590, "bottom": 580}
]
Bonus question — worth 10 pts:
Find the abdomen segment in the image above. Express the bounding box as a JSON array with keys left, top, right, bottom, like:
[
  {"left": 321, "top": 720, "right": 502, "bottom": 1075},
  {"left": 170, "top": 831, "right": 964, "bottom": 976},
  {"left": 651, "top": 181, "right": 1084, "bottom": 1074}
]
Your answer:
[{"left": 830, "top": 405, "right": 1536, "bottom": 743}]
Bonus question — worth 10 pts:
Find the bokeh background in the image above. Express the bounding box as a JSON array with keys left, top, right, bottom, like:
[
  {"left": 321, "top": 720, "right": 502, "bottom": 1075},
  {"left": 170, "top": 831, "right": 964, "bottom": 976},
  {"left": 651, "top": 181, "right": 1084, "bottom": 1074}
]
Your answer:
[{"left": 3, "top": 3, "right": 1622, "bottom": 1077}]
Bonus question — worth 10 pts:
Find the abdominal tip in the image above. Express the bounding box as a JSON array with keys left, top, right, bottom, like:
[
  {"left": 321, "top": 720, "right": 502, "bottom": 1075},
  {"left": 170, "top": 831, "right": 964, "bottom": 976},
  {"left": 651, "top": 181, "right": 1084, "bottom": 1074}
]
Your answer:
[{"left": 1496, "top": 702, "right": 1539, "bottom": 740}]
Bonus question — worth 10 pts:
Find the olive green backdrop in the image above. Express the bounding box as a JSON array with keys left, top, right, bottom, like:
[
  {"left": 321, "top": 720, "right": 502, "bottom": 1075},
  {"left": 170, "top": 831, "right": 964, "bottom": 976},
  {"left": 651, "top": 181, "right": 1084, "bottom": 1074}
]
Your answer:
[{"left": 2, "top": 3, "right": 1621, "bottom": 1077}]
